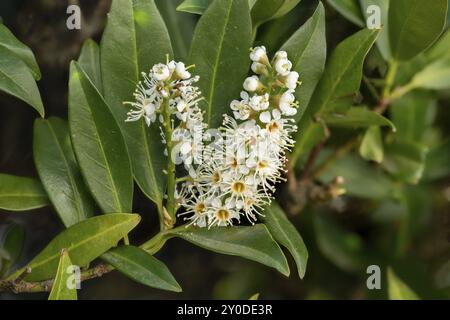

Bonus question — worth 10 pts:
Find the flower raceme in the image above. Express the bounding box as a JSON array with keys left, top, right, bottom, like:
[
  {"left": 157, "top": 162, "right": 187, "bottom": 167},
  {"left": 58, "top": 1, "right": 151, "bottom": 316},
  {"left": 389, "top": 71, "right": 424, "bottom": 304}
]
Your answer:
[{"left": 125, "top": 46, "right": 300, "bottom": 228}]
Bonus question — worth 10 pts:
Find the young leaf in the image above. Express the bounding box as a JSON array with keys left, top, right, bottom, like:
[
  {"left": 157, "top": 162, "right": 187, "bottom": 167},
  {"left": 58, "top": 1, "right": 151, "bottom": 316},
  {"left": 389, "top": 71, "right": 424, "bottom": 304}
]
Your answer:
[
  {"left": 16, "top": 213, "right": 141, "bottom": 282},
  {"left": 177, "top": 0, "right": 212, "bottom": 14},
  {"left": 321, "top": 107, "right": 395, "bottom": 130},
  {"left": 34, "top": 117, "right": 95, "bottom": 227},
  {"left": 280, "top": 2, "right": 326, "bottom": 122},
  {"left": 102, "top": 245, "right": 181, "bottom": 292},
  {"left": 251, "top": 0, "right": 301, "bottom": 29},
  {"left": 359, "top": 126, "right": 384, "bottom": 163},
  {"left": 0, "top": 23, "right": 41, "bottom": 80},
  {"left": 69, "top": 62, "right": 133, "bottom": 213},
  {"left": 291, "top": 29, "right": 379, "bottom": 165},
  {"left": 0, "top": 46, "right": 44, "bottom": 117},
  {"left": 189, "top": 0, "right": 252, "bottom": 128},
  {"left": 263, "top": 202, "right": 308, "bottom": 279},
  {"left": 327, "top": 0, "right": 365, "bottom": 27},
  {"left": 101, "top": 0, "right": 171, "bottom": 207},
  {"left": 388, "top": 268, "right": 420, "bottom": 300},
  {"left": 172, "top": 225, "right": 290, "bottom": 276},
  {"left": 48, "top": 249, "right": 77, "bottom": 300},
  {"left": 389, "top": 0, "right": 448, "bottom": 61},
  {"left": 0, "top": 173, "right": 48, "bottom": 211},
  {"left": 0, "top": 223, "right": 25, "bottom": 276},
  {"left": 78, "top": 39, "right": 103, "bottom": 93}
]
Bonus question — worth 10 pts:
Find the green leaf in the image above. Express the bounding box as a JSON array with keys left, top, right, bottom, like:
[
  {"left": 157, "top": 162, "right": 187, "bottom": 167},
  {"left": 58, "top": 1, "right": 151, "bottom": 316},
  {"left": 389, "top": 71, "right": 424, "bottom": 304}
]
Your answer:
[
  {"left": 101, "top": 0, "right": 171, "bottom": 206},
  {"left": 388, "top": 268, "right": 420, "bottom": 300},
  {"left": 177, "top": 0, "right": 212, "bottom": 14},
  {"left": 359, "top": 126, "right": 384, "bottom": 163},
  {"left": 0, "top": 173, "right": 48, "bottom": 211},
  {"left": 0, "top": 223, "right": 25, "bottom": 276},
  {"left": 280, "top": 2, "right": 326, "bottom": 122},
  {"left": 291, "top": 29, "right": 379, "bottom": 164},
  {"left": 0, "top": 23, "right": 41, "bottom": 80},
  {"left": 172, "top": 225, "right": 290, "bottom": 276},
  {"left": 321, "top": 107, "right": 395, "bottom": 130},
  {"left": 248, "top": 293, "right": 260, "bottom": 300},
  {"left": 0, "top": 46, "right": 44, "bottom": 117},
  {"left": 69, "top": 62, "right": 133, "bottom": 213},
  {"left": 189, "top": 0, "right": 252, "bottom": 128},
  {"left": 102, "top": 245, "right": 181, "bottom": 292},
  {"left": 359, "top": 0, "right": 391, "bottom": 60},
  {"left": 78, "top": 39, "right": 103, "bottom": 93},
  {"left": 383, "top": 140, "right": 428, "bottom": 184},
  {"left": 48, "top": 249, "right": 77, "bottom": 300},
  {"left": 251, "top": 0, "right": 301, "bottom": 29},
  {"left": 33, "top": 117, "right": 95, "bottom": 227},
  {"left": 389, "top": 0, "right": 448, "bottom": 61},
  {"left": 408, "top": 58, "right": 450, "bottom": 90},
  {"left": 18, "top": 213, "right": 140, "bottom": 281},
  {"left": 426, "top": 29, "right": 450, "bottom": 62},
  {"left": 327, "top": 0, "right": 365, "bottom": 27},
  {"left": 263, "top": 202, "right": 308, "bottom": 278}
]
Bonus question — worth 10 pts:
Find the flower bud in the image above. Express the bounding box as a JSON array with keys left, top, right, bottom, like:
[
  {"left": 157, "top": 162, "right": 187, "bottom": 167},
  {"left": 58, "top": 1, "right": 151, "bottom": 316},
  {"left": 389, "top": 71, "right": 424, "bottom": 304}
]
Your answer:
[
  {"left": 243, "top": 76, "right": 260, "bottom": 92},
  {"left": 250, "top": 46, "right": 269, "bottom": 65}
]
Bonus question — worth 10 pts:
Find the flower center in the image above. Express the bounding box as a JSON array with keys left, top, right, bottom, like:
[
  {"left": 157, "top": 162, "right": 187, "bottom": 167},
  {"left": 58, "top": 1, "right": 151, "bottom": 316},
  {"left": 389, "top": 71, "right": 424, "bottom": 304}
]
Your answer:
[
  {"left": 231, "top": 181, "right": 246, "bottom": 194},
  {"left": 216, "top": 208, "right": 230, "bottom": 221},
  {"left": 212, "top": 171, "right": 221, "bottom": 184},
  {"left": 258, "top": 160, "right": 268, "bottom": 169},
  {"left": 268, "top": 121, "right": 279, "bottom": 133},
  {"left": 195, "top": 202, "right": 206, "bottom": 215}
]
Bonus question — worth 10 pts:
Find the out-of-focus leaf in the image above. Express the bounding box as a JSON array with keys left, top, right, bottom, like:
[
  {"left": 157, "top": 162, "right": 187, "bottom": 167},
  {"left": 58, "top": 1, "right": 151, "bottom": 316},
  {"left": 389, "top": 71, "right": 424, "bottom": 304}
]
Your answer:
[
  {"left": 251, "top": 0, "right": 301, "bottom": 30},
  {"left": 48, "top": 249, "right": 77, "bottom": 300},
  {"left": 388, "top": 268, "right": 420, "bottom": 300},
  {"left": 389, "top": 0, "right": 448, "bottom": 61},
  {"left": 34, "top": 117, "right": 95, "bottom": 227},
  {"left": 359, "top": 0, "right": 391, "bottom": 60},
  {"left": 423, "top": 141, "right": 450, "bottom": 181},
  {"left": 0, "top": 46, "right": 44, "bottom": 117},
  {"left": 321, "top": 107, "right": 395, "bottom": 130},
  {"left": 102, "top": 245, "right": 181, "bottom": 292},
  {"left": 101, "top": 0, "right": 170, "bottom": 207},
  {"left": 172, "top": 225, "right": 290, "bottom": 276},
  {"left": 383, "top": 140, "right": 428, "bottom": 184},
  {"left": 78, "top": 39, "right": 103, "bottom": 93},
  {"left": 189, "top": 0, "right": 252, "bottom": 128},
  {"left": 248, "top": 293, "right": 260, "bottom": 300},
  {"left": 360, "top": 126, "right": 384, "bottom": 163},
  {"left": 157, "top": 0, "right": 196, "bottom": 60},
  {"left": 314, "top": 215, "right": 366, "bottom": 272},
  {"left": 69, "top": 62, "right": 133, "bottom": 213},
  {"left": 291, "top": 29, "right": 379, "bottom": 164},
  {"left": 408, "top": 58, "right": 450, "bottom": 90},
  {"left": 318, "top": 153, "right": 396, "bottom": 199},
  {"left": 0, "top": 223, "right": 25, "bottom": 276},
  {"left": 263, "top": 202, "right": 308, "bottom": 278},
  {"left": 327, "top": 0, "right": 365, "bottom": 27},
  {"left": 281, "top": 2, "right": 326, "bottom": 122},
  {"left": 426, "top": 29, "right": 450, "bottom": 62},
  {"left": 0, "top": 173, "right": 48, "bottom": 211},
  {"left": 176, "top": 0, "right": 211, "bottom": 14},
  {"left": 0, "top": 24, "right": 41, "bottom": 80},
  {"left": 11, "top": 213, "right": 141, "bottom": 282},
  {"left": 434, "top": 260, "right": 450, "bottom": 289}
]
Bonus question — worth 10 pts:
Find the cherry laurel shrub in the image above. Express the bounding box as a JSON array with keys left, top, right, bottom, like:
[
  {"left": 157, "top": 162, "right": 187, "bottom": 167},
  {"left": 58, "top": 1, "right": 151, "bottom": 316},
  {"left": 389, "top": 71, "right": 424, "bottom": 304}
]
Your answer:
[{"left": 0, "top": 0, "right": 449, "bottom": 299}]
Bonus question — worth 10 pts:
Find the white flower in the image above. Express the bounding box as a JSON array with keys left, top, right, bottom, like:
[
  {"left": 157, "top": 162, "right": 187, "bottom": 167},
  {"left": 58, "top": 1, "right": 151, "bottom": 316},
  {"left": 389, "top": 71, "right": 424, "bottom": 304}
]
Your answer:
[
  {"left": 259, "top": 111, "right": 271, "bottom": 124},
  {"left": 243, "top": 76, "right": 260, "bottom": 92},
  {"left": 175, "top": 62, "right": 191, "bottom": 79},
  {"left": 286, "top": 71, "right": 299, "bottom": 90},
  {"left": 208, "top": 197, "right": 240, "bottom": 227},
  {"left": 152, "top": 63, "right": 170, "bottom": 81},
  {"left": 250, "top": 46, "right": 268, "bottom": 64},
  {"left": 274, "top": 58, "right": 292, "bottom": 76},
  {"left": 251, "top": 62, "right": 268, "bottom": 75},
  {"left": 274, "top": 51, "right": 288, "bottom": 60},
  {"left": 249, "top": 93, "right": 269, "bottom": 111}
]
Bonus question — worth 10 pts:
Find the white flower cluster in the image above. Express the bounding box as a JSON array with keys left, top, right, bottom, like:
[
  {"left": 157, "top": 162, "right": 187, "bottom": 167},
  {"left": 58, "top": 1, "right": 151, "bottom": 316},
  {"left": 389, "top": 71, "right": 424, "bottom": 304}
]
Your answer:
[{"left": 179, "top": 46, "right": 299, "bottom": 228}]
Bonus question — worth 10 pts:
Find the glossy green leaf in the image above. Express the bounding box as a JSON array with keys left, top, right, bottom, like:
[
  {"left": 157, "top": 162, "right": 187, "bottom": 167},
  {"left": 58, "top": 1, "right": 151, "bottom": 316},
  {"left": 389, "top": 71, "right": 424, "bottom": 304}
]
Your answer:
[
  {"left": 102, "top": 245, "right": 181, "bottom": 292},
  {"left": 34, "top": 117, "right": 95, "bottom": 227},
  {"left": 388, "top": 268, "right": 420, "bottom": 300},
  {"left": 281, "top": 2, "right": 326, "bottom": 122},
  {"left": 359, "top": 126, "right": 384, "bottom": 163},
  {"left": 0, "top": 23, "right": 41, "bottom": 80},
  {"left": 101, "top": 0, "right": 170, "bottom": 206},
  {"left": 0, "top": 223, "right": 25, "bottom": 276},
  {"left": 189, "top": 0, "right": 252, "bottom": 128},
  {"left": 0, "top": 173, "right": 48, "bottom": 211},
  {"left": 251, "top": 0, "right": 301, "bottom": 29},
  {"left": 17, "top": 213, "right": 141, "bottom": 281},
  {"left": 409, "top": 58, "right": 450, "bottom": 90},
  {"left": 291, "top": 29, "right": 379, "bottom": 165},
  {"left": 383, "top": 140, "right": 428, "bottom": 184},
  {"left": 177, "top": 0, "right": 212, "bottom": 14},
  {"left": 78, "top": 39, "right": 103, "bottom": 93},
  {"left": 322, "top": 107, "right": 395, "bottom": 130},
  {"left": 263, "top": 202, "right": 308, "bottom": 278},
  {"left": 48, "top": 249, "right": 77, "bottom": 300},
  {"left": 327, "top": 0, "right": 365, "bottom": 27},
  {"left": 69, "top": 62, "right": 133, "bottom": 213},
  {"left": 0, "top": 46, "right": 44, "bottom": 117},
  {"left": 360, "top": 0, "right": 391, "bottom": 60},
  {"left": 173, "top": 224, "right": 290, "bottom": 276},
  {"left": 426, "top": 29, "right": 450, "bottom": 62},
  {"left": 389, "top": 0, "right": 448, "bottom": 61}
]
